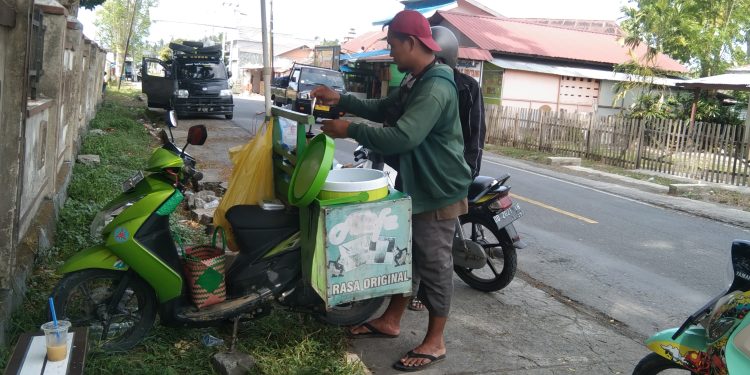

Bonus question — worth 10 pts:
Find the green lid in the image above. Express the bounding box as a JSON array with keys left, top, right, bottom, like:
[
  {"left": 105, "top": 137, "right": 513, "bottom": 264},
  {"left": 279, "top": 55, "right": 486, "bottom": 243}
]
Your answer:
[{"left": 288, "top": 134, "right": 335, "bottom": 207}]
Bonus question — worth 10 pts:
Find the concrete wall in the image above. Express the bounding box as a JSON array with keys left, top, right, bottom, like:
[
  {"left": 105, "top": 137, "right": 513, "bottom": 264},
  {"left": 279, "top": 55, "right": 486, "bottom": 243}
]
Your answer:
[
  {"left": 0, "top": 0, "right": 34, "bottom": 346},
  {"left": 501, "top": 70, "right": 560, "bottom": 110},
  {"left": 499, "top": 70, "right": 603, "bottom": 114},
  {"left": 0, "top": 0, "right": 106, "bottom": 344}
]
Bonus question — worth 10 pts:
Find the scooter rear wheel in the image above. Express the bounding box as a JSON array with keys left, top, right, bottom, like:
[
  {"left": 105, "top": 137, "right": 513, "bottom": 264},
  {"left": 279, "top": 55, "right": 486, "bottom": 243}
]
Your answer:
[
  {"left": 632, "top": 353, "right": 696, "bottom": 374},
  {"left": 316, "top": 297, "right": 388, "bottom": 326},
  {"left": 454, "top": 215, "right": 517, "bottom": 292},
  {"left": 50, "top": 269, "right": 157, "bottom": 351}
]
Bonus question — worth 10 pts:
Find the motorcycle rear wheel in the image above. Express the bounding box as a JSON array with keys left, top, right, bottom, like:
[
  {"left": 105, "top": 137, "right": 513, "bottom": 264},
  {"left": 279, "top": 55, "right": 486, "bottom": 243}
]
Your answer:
[
  {"left": 51, "top": 269, "right": 157, "bottom": 351},
  {"left": 316, "top": 297, "right": 387, "bottom": 326},
  {"left": 454, "top": 215, "right": 517, "bottom": 292},
  {"left": 632, "top": 353, "right": 696, "bottom": 374}
]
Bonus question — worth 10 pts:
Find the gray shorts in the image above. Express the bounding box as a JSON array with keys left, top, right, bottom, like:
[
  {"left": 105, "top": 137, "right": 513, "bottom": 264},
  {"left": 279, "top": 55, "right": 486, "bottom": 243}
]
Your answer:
[{"left": 411, "top": 212, "right": 455, "bottom": 317}]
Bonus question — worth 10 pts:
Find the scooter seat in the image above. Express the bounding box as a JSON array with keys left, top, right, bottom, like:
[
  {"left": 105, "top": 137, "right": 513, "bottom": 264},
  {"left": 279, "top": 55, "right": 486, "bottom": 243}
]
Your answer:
[
  {"left": 468, "top": 176, "right": 497, "bottom": 203},
  {"left": 225, "top": 205, "right": 299, "bottom": 257},
  {"left": 226, "top": 205, "right": 298, "bottom": 230}
]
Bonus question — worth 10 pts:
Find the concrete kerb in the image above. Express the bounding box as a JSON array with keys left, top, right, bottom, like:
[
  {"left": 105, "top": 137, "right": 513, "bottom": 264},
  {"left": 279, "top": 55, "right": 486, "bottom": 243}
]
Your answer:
[{"left": 545, "top": 156, "right": 581, "bottom": 166}]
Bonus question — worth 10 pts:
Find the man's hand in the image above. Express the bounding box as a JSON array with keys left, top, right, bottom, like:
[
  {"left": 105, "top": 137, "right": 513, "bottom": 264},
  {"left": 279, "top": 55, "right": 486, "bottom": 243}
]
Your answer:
[
  {"left": 321, "top": 119, "right": 350, "bottom": 139},
  {"left": 311, "top": 86, "right": 341, "bottom": 106}
]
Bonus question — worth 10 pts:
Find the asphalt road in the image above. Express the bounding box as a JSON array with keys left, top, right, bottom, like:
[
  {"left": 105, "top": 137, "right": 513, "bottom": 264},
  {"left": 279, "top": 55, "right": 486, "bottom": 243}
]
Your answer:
[{"left": 334, "top": 138, "right": 750, "bottom": 338}]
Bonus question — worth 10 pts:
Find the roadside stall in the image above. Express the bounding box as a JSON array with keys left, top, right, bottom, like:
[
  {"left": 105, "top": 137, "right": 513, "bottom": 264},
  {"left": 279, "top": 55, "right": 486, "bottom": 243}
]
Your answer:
[{"left": 270, "top": 107, "right": 413, "bottom": 307}]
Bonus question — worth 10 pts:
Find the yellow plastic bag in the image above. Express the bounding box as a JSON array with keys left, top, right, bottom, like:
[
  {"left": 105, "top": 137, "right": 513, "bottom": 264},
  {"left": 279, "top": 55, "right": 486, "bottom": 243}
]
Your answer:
[{"left": 213, "top": 118, "right": 275, "bottom": 251}]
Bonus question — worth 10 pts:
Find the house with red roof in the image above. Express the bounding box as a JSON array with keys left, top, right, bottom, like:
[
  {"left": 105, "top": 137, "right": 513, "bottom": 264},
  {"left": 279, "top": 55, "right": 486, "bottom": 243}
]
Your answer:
[
  {"left": 429, "top": 9, "right": 687, "bottom": 115},
  {"left": 340, "top": 0, "right": 688, "bottom": 116}
]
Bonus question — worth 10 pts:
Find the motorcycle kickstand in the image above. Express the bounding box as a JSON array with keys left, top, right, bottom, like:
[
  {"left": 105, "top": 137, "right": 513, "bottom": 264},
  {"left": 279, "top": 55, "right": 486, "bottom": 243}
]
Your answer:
[{"left": 230, "top": 316, "right": 240, "bottom": 352}]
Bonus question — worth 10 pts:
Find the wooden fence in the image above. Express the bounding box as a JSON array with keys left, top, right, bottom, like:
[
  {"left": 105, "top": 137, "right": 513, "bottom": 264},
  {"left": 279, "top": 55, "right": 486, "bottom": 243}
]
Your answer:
[{"left": 485, "top": 105, "right": 750, "bottom": 186}]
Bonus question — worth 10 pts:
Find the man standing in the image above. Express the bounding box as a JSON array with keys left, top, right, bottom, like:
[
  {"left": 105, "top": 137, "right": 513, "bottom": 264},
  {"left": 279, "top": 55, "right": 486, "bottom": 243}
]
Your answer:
[
  {"left": 311, "top": 10, "right": 471, "bottom": 372},
  {"left": 430, "top": 26, "right": 486, "bottom": 179}
]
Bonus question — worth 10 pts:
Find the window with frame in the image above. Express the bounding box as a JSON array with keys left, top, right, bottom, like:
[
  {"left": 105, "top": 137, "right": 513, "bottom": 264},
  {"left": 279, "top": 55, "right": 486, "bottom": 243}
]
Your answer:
[{"left": 28, "top": 8, "right": 45, "bottom": 99}]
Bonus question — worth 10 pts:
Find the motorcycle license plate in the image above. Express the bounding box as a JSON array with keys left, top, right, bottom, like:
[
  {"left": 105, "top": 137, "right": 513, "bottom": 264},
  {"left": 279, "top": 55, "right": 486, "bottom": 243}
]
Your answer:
[
  {"left": 493, "top": 203, "right": 523, "bottom": 229},
  {"left": 314, "top": 104, "right": 330, "bottom": 112},
  {"left": 122, "top": 170, "right": 144, "bottom": 192}
]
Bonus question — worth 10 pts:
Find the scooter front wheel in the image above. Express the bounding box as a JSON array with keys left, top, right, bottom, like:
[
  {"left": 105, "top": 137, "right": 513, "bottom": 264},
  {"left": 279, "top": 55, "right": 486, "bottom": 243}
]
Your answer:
[
  {"left": 50, "top": 269, "right": 158, "bottom": 351},
  {"left": 632, "top": 353, "right": 695, "bottom": 374}
]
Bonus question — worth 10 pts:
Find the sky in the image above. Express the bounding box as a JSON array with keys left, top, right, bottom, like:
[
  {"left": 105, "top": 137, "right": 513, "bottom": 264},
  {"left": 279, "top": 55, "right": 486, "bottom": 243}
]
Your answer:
[{"left": 78, "top": 0, "right": 629, "bottom": 45}]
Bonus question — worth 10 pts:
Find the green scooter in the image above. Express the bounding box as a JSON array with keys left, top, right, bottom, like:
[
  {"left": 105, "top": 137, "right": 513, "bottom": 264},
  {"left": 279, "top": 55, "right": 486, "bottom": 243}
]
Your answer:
[
  {"left": 633, "top": 240, "right": 750, "bottom": 374},
  {"left": 50, "top": 111, "right": 385, "bottom": 351}
]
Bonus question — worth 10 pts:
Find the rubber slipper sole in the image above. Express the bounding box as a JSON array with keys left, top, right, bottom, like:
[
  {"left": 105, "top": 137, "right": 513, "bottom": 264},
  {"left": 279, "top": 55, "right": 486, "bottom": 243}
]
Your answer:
[
  {"left": 347, "top": 322, "right": 399, "bottom": 339},
  {"left": 393, "top": 350, "right": 446, "bottom": 372}
]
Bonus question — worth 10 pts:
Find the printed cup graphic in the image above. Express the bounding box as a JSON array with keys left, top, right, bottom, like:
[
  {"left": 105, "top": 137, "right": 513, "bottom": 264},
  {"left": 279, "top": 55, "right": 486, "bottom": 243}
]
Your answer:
[{"left": 41, "top": 320, "right": 71, "bottom": 362}]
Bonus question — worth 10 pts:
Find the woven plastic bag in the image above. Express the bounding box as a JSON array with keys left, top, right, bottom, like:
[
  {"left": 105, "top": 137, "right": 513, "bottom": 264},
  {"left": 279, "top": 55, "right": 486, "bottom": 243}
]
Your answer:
[
  {"left": 183, "top": 228, "right": 227, "bottom": 308},
  {"left": 214, "top": 119, "right": 275, "bottom": 251}
]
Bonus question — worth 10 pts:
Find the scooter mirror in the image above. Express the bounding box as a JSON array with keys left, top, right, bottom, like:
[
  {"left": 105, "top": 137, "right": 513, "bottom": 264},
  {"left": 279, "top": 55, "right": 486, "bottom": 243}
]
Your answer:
[
  {"left": 187, "top": 125, "right": 207, "bottom": 146},
  {"left": 166, "top": 110, "right": 178, "bottom": 128}
]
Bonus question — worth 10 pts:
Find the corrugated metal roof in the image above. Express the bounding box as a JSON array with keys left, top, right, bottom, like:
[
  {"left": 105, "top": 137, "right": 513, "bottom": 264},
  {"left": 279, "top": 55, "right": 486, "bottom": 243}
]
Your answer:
[
  {"left": 342, "top": 30, "right": 388, "bottom": 54},
  {"left": 510, "top": 18, "right": 623, "bottom": 36},
  {"left": 491, "top": 57, "right": 682, "bottom": 86},
  {"left": 459, "top": 47, "right": 492, "bottom": 61},
  {"left": 436, "top": 11, "right": 687, "bottom": 73},
  {"left": 373, "top": 0, "right": 458, "bottom": 25},
  {"left": 676, "top": 72, "right": 750, "bottom": 90}
]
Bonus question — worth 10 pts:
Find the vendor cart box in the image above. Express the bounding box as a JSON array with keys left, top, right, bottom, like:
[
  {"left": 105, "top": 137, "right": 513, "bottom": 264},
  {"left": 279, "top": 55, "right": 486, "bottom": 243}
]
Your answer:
[
  {"left": 301, "top": 193, "right": 412, "bottom": 308},
  {"left": 270, "top": 111, "right": 413, "bottom": 308}
]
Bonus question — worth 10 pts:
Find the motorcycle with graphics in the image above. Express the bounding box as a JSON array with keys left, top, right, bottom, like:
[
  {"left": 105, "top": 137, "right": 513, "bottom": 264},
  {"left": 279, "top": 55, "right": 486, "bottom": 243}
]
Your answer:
[
  {"left": 49, "top": 112, "right": 385, "bottom": 351},
  {"left": 350, "top": 146, "right": 526, "bottom": 292},
  {"left": 633, "top": 240, "right": 750, "bottom": 374}
]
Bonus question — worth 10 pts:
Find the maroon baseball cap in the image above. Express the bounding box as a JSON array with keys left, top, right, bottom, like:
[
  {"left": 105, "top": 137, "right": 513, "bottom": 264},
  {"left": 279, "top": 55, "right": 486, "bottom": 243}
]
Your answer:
[{"left": 385, "top": 10, "right": 441, "bottom": 52}]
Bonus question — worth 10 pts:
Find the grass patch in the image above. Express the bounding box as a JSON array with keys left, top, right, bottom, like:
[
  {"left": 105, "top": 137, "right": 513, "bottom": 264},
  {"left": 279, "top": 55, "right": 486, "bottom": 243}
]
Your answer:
[
  {"left": 680, "top": 189, "right": 750, "bottom": 212},
  {"left": 0, "top": 84, "right": 361, "bottom": 374}
]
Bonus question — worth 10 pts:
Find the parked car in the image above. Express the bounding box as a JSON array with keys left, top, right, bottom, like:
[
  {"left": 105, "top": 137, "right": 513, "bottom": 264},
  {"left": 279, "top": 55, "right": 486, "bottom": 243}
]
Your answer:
[
  {"left": 271, "top": 63, "right": 346, "bottom": 119},
  {"left": 142, "top": 41, "right": 234, "bottom": 120}
]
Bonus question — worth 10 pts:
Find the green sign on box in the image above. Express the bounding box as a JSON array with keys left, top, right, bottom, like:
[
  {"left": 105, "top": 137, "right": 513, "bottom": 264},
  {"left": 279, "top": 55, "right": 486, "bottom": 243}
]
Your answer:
[{"left": 301, "top": 193, "right": 412, "bottom": 308}]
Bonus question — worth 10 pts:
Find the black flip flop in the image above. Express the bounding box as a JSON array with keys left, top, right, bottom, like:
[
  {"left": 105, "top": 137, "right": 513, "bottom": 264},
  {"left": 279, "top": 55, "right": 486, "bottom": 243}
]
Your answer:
[
  {"left": 347, "top": 322, "right": 399, "bottom": 339},
  {"left": 392, "top": 350, "right": 446, "bottom": 372}
]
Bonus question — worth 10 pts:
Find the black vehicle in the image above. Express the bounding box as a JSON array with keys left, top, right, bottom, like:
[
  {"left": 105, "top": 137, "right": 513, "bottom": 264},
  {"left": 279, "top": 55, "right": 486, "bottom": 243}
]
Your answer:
[
  {"left": 142, "top": 42, "right": 234, "bottom": 120},
  {"left": 271, "top": 63, "right": 346, "bottom": 119}
]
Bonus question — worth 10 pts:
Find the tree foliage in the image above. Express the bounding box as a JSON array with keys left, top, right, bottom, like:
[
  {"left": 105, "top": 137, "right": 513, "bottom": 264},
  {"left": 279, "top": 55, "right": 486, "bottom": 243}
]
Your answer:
[
  {"left": 80, "top": 0, "right": 107, "bottom": 10},
  {"left": 624, "top": 91, "right": 742, "bottom": 124},
  {"left": 95, "top": 0, "right": 157, "bottom": 75},
  {"left": 617, "top": 0, "right": 750, "bottom": 124},
  {"left": 620, "top": 0, "right": 750, "bottom": 77}
]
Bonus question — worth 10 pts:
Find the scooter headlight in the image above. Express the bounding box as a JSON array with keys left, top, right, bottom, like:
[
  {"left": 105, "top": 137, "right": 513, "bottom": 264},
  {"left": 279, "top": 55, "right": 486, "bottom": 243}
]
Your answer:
[
  {"left": 90, "top": 198, "right": 138, "bottom": 239},
  {"left": 176, "top": 89, "right": 189, "bottom": 98}
]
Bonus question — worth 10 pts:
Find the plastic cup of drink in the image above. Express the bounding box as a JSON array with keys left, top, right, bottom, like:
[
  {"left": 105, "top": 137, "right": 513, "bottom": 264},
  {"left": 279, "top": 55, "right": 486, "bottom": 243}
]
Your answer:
[{"left": 41, "top": 320, "right": 71, "bottom": 362}]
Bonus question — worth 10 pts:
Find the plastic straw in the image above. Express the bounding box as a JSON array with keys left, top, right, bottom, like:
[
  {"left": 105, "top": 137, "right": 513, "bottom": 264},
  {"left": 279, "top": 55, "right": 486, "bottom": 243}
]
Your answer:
[
  {"left": 48, "top": 297, "right": 58, "bottom": 328},
  {"left": 48, "top": 297, "right": 61, "bottom": 340}
]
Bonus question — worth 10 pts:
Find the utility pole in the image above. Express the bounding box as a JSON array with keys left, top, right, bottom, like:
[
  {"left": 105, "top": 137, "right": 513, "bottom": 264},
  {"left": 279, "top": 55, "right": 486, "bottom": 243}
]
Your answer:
[
  {"left": 260, "top": 0, "right": 272, "bottom": 113},
  {"left": 118, "top": 0, "right": 140, "bottom": 90}
]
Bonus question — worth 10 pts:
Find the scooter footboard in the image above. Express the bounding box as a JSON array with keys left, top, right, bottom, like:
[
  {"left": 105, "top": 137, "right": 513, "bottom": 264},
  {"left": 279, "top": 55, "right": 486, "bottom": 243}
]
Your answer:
[
  {"left": 645, "top": 326, "right": 708, "bottom": 370},
  {"left": 59, "top": 245, "right": 129, "bottom": 273}
]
